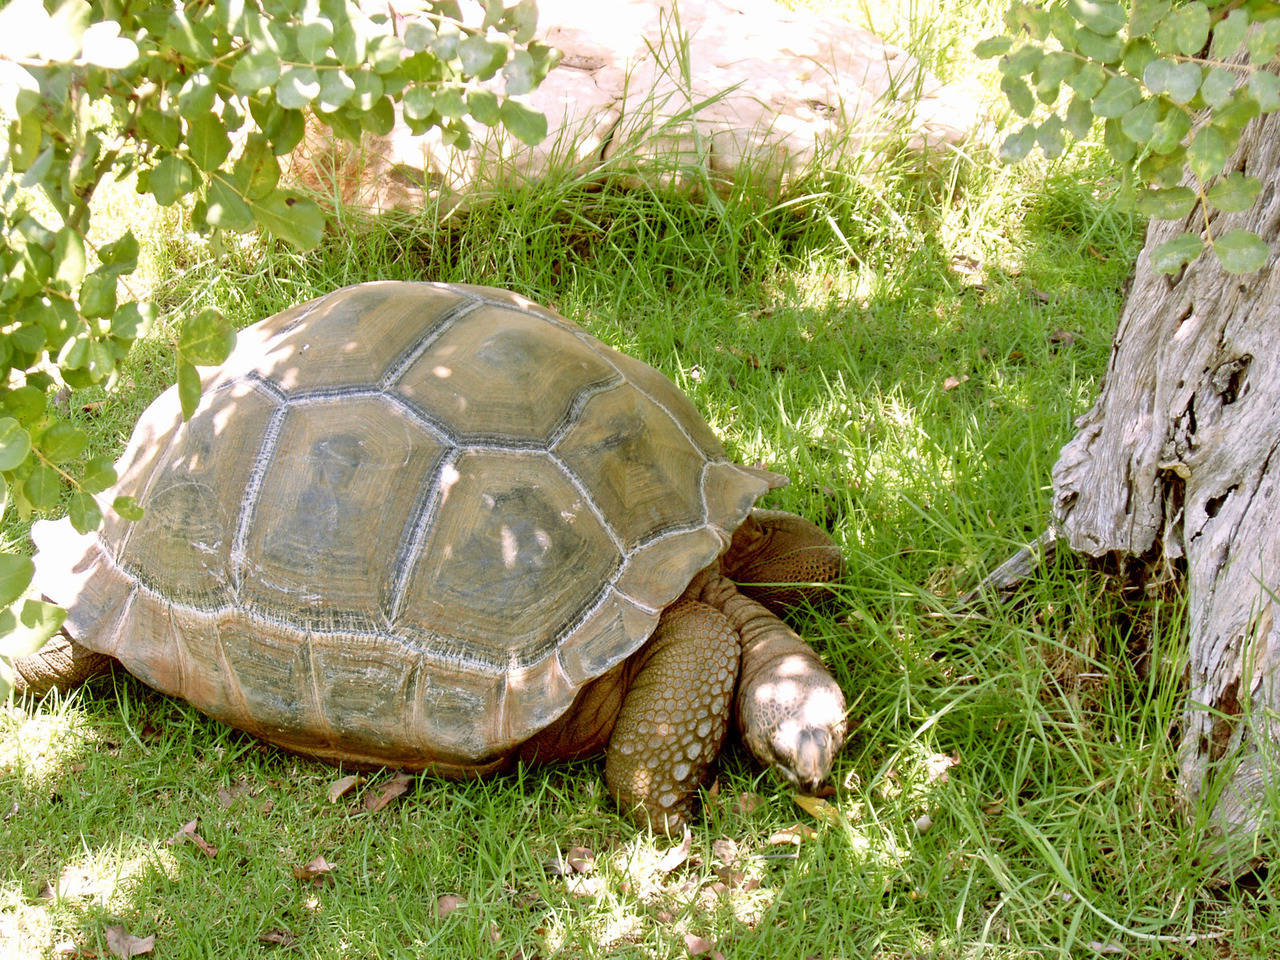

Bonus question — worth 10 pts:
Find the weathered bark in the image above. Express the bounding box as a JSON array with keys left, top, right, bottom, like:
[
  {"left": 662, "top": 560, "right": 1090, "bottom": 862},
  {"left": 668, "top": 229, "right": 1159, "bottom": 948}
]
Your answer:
[{"left": 1051, "top": 104, "right": 1280, "bottom": 857}]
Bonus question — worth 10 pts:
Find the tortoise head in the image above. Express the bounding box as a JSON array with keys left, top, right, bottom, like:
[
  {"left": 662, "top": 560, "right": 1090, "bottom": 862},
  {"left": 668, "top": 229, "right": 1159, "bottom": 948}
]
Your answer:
[{"left": 738, "top": 649, "right": 847, "bottom": 793}]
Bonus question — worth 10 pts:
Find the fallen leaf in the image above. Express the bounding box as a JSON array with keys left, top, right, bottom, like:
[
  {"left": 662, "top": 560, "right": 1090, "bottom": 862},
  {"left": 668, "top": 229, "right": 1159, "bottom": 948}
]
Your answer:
[
  {"left": 711, "top": 837, "right": 739, "bottom": 865},
  {"left": 327, "top": 774, "right": 361, "bottom": 803},
  {"left": 105, "top": 925, "right": 154, "bottom": 959},
  {"left": 943, "top": 374, "right": 969, "bottom": 391},
  {"left": 435, "top": 894, "right": 466, "bottom": 918},
  {"left": 167, "top": 819, "right": 218, "bottom": 858},
  {"left": 566, "top": 846, "right": 595, "bottom": 874},
  {"left": 791, "top": 792, "right": 841, "bottom": 825},
  {"left": 733, "top": 792, "right": 763, "bottom": 815},
  {"left": 363, "top": 773, "right": 413, "bottom": 813},
  {"left": 1048, "top": 328, "right": 1079, "bottom": 350},
  {"left": 914, "top": 813, "right": 934, "bottom": 834},
  {"left": 656, "top": 824, "right": 692, "bottom": 874},
  {"left": 542, "top": 855, "right": 572, "bottom": 878},
  {"left": 256, "top": 930, "right": 295, "bottom": 947},
  {"left": 766, "top": 824, "right": 818, "bottom": 845},
  {"left": 923, "top": 752, "right": 959, "bottom": 785},
  {"left": 684, "top": 933, "right": 714, "bottom": 956},
  {"left": 292, "top": 855, "right": 335, "bottom": 881}
]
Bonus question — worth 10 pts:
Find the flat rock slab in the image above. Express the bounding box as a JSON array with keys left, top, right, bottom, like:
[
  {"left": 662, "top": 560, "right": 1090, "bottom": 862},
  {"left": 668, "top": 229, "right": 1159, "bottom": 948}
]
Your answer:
[{"left": 290, "top": 0, "right": 984, "bottom": 211}]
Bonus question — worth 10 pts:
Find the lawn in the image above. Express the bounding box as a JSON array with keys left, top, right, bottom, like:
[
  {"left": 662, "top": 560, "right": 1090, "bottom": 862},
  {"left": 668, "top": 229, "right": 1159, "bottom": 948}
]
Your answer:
[{"left": 4, "top": 0, "right": 1279, "bottom": 957}]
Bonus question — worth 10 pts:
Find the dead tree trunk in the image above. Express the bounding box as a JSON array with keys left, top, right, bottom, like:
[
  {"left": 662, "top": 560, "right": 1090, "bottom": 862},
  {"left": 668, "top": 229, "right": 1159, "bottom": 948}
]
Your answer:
[{"left": 1051, "top": 104, "right": 1280, "bottom": 858}]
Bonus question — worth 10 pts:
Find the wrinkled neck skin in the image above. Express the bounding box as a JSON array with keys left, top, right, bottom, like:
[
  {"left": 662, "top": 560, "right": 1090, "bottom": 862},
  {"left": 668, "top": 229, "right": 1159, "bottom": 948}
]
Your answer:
[{"left": 687, "top": 567, "right": 847, "bottom": 791}]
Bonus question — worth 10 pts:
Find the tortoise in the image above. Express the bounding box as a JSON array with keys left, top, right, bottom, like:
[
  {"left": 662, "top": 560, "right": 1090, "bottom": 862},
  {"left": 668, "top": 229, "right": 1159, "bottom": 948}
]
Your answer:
[{"left": 16, "top": 281, "right": 847, "bottom": 830}]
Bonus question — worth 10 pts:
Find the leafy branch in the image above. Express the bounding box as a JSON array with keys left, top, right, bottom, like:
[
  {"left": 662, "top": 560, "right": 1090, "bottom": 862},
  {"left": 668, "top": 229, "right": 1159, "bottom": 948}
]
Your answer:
[
  {"left": 0, "top": 0, "right": 554, "bottom": 692},
  {"left": 979, "top": 0, "right": 1280, "bottom": 275}
]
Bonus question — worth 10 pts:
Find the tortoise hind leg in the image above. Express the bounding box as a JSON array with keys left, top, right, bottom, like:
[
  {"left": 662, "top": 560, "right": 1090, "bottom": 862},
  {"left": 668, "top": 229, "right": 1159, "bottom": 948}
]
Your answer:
[
  {"left": 723, "top": 509, "right": 844, "bottom": 614},
  {"left": 10, "top": 634, "right": 112, "bottom": 697},
  {"left": 604, "top": 600, "right": 739, "bottom": 833}
]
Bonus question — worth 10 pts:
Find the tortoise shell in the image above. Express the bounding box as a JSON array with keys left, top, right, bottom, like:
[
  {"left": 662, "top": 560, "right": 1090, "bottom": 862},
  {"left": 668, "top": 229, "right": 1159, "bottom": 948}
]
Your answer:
[{"left": 33, "top": 282, "right": 783, "bottom": 768}]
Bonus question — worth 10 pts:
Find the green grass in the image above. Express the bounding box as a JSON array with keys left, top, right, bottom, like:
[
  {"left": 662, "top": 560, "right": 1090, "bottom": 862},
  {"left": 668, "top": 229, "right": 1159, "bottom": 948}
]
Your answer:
[{"left": 7, "top": 2, "right": 1280, "bottom": 958}]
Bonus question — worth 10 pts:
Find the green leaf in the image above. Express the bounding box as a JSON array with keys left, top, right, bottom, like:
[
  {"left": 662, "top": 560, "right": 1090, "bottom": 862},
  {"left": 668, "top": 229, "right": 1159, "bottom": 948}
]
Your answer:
[
  {"left": 297, "top": 18, "right": 335, "bottom": 61},
  {"left": 0, "top": 554, "right": 33, "bottom": 607},
  {"left": 1187, "top": 126, "right": 1228, "bottom": 181},
  {"left": 111, "top": 302, "right": 152, "bottom": 340},
  {"left": 40, "top": 423, "right": 87, "bottom": 463},
  {"left": 8, "top": 114, "right": 42, "bottom": 171},
  {"left": 1120, "top": 96, "right": 1161, "bottom": 142},
  {"left": 277, "top": 67, "right": 321, "bottom": 109},
  {"left": 1149, "top": 106, "right": 1190, "bottom": 154},
  {"left": 179, "top": 307, "right": 235, "bottom": 365},
  {"left": 1137, "top": 186, "right": 1195, "bottom": 219},
  {"left": 1000, "top": 74, "right": 1036, "bottom": 117},
  {"left": 140, "top": 110, "right": 181, "bottom": 150},
  {"left": 318, "top": 69, "right": 356, "bottom": 111},
  {"left": 1103, "top": 118, "right": 1136, "bottom": 162},
  {"left": 23, "top": 464, "right": 60, "bottom": 510},
  {"left": 0, "top": 63, "right": 40, "bottom": 118},
  {"left": 503, "top": 50, "right": 540, "bottom": 96},
  {"left": 99, "top": 232, "right": 139, "bottom": 274},
  {"left": 229, "top": 48, "right": 281, "bottom": 93},
  {"left": 1036, "top": 115, "right": 1066, "bottom": 157},
  {"left": 402, "top": 84, "right": 435, "bottom": 121},
  {"left": 69, "top": 491, "right": 102, "bottom": 534},
  {"left": 250, "top": 193, "right": 327, "bottom": 250},
  {"left": 1068, "top": 62, "right": 1106, "bottom": 99},
  {"left": 4, "top": 387, "right": 45, "bottom": 425},
  {"left": 1249, "top": 71, "right": 1280, "bottom": 113},
  {"left": 1150, "top": 232, "right": 1204, "bottom": 273},
  {"left": 368, "top": 33, "right": 404, "bottom": 72},
  {"left": 1139, "top": 148, "right": 1187, "bottom": 188},
  {"left": 232, "top": 135, "right": 280, "bottom": 201},
  {"left": 458, "top": 36, "right": 507, "bottom": 79},
  {"left": 999, "top": 122, "right": 1038, "bottom": 163},
  {"left": 1122, "top": 38, "right": 1158, "bottom": 79},
  {"left": 435, "top": 86, "right": 466, "bottom": 118},
  {"left": 187, "top": 113, "right": 231, "bottom": 172},
  {"left": 177, "top": 360, "right": 201, "bottom": 420},
  {"left": 1092, "top": 75, "right": 1141, "bottom": 118},
  {"left": 361, "top": 97, "right": 395, "bottom": 135},
  {"left": 1129, "top": 0, "right": 1170, "bottom": 37},
  {"left": 177, "top": 69, "right": 217, "bottom": 119},
  {"left": 54, "top": 228, "right": 86, "bottom": 287},
  {"left": 1246, "top": 18, "right": 1280, "bottom": 63},
  {"left": 1064, "top": 94, "right": 1094, "bottom": 139},
  {"left": 1213, "top": 230, "right": 1270, "bottom": 274},
  {"left": 350, "top": 70, "right": 384, "bottom": 111},
  {"left": 973, "top": 35, "right": 1012, "bottom": 58},
  {"left": 1143, "top": 59, "right": 1201, "bottom": 104},
  {"left": 113, "top": 495, "right": 144, "bottom": 521},
  {"left": 1000, "top": 44, "right": 1044, "bottom": 77},
  {"left": 1200, "top": 68, "right": 1237, "bottom": 109},
  {"left": 1211, "top": 8, "right": 1249, "bottom": 58},
  {"left": 6, "top": 599, "right": 68, "bottom": 659},
  {"left": 403, "top": 21, "right": 434, "bottom": 52},
  {"left": 1075, "top": 27, "right": 1123, "bottom": 63},
  {"left": 468, "top": 90, "right": 500, "bottom": 125},
  {"left": 79, "top": 272, "right": 117, "bottom": 319},
  {"left": 205, "top": 175, "right": 254, "bottom": 230},
  {"left": 1067, "top": 0, "right": 1125, "bottom": 36},
  {"left": 79, "top": 20, "right": 139, "bottom": 68},
  {"left": 81, "top": 455, "right": 117, "bottom": 494},
  {"left": 1171, "top": 1, "right": 1209, "bottom": 56},
  {"left": 150, "top": 155, "right": 197, "bottom": 206},
  {"left": 499, "top": 99, "right": 546, "bottom": 145}
]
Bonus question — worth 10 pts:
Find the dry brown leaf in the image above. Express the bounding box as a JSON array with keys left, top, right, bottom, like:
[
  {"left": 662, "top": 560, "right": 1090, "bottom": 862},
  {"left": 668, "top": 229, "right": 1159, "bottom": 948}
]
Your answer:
[
  {"left": 363, "top": 773, "right": 413, "bottom": 813},
  {"left": 791, "top": 792, "right": 841, "bottom": 825},
  {"left": 105, "top": 925, "right": 154, "bottom": 959},
  {"left": 566, "top": 846, "right": 595, "bottom": 874},
  {"left": 656, "top": 824, "right": 692, "bottom": 874},
  {"left": 732, "top": 792, "right": 763, "bottom": 815},
  {"left": 435, "top": 894, "right": 466, "bottom": 918},
  {"left": 256, "top": 930, "right": 296, "bottom": 947},
  {"left": 167, "top": 818, "right": 218, "bottom": 858},
  {"left": 943, "top": 374, "right": 969, "bottom": 391},
  {"left": 711, "top": 837, "right": 739, "bottom": 865},
  {"left": 326, "top": 774, "right": 361, "bottom": 803},
  {"left": 683, "top": 933, "right": 714, "bottom": 956},
  {"left": 767, "top": 824, "right": 818, "bottom": 845},
  {"left": 292, "top": 855, "right": 335, "bottom": 881}
]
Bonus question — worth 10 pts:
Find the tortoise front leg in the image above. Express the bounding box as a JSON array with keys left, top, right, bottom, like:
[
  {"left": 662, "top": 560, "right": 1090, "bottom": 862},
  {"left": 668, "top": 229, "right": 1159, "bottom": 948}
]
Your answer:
[
  {"left": 10, "top": 633, "right": 112, "bottom": 697},
  {"left": 604, "top": 600, "right": 740, "bottom": 833},
  {"left": 723, "top": 510, "right": 844, "bottom": 614}
]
